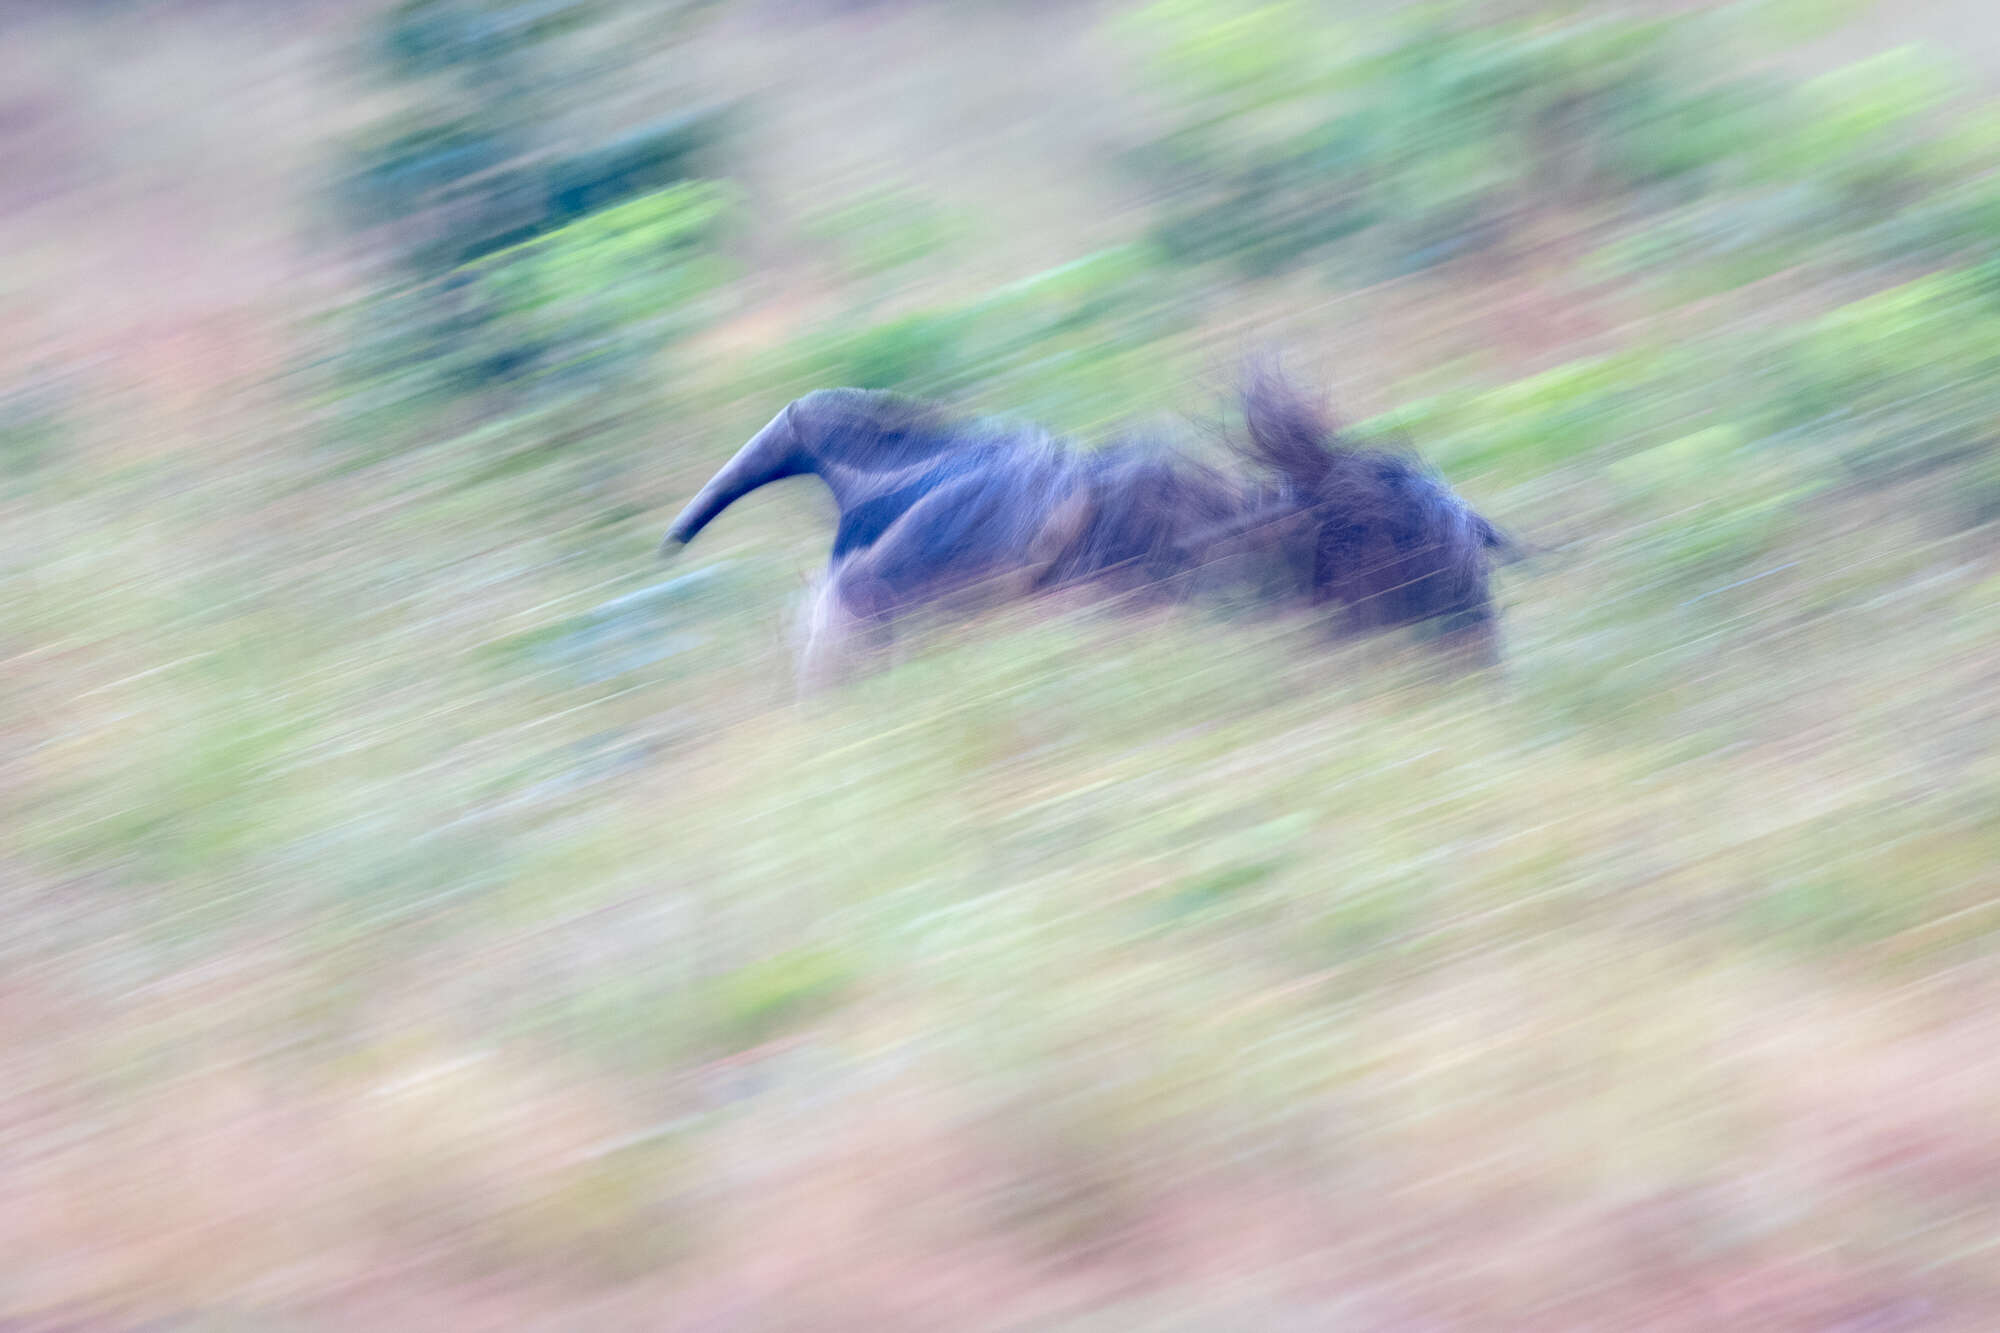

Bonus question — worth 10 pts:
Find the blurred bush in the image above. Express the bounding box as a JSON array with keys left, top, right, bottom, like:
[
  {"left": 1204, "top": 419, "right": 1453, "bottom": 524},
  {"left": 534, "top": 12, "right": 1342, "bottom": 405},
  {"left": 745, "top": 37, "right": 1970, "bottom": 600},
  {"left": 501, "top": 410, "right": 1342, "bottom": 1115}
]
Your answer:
[
  {"left": 1115, "top": 0, "right": 1999, "bottom": 291},
  {"left": 328, "top": 0, "right": 736, "bottom": 459},
  {"left": 1760, "top": 263, "right": 2000, "bottom": 524},
  {"left": 803, "top": 185, "right": 961, "bottom": 284},
  {"left": 1120, "top": 0, "right": 1786, "bottom": 277},
  {"left": 772, "top": 244, "right": 1194, "bottom": 429}
]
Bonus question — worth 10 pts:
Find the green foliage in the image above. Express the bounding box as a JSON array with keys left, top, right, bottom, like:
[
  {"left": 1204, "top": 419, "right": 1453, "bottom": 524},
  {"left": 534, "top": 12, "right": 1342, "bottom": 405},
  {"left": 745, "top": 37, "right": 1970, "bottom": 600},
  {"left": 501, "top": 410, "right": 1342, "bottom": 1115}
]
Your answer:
[
  {"left": 1151, "top": 814, "right": 1308, "bottom": 928},
  {"left": 1115, "top": 0, "right": 1329, "bottom": 111},
  {"left": 1756, "top": 46, "right": 1964, "bottom": 213},
  {"left": 1735, "top": 0, "right": 1878, "bottom": 48},
  {"left": 338, "top": 109, "right": 730, "bottom": 274},
  {"left": 1759, "top": 263, "right": 2000, "bottom": 520},
  {"left": 337, "top": 0, "right": 730, "bottom": 270},
  {"left": 806, "top": 185, "right": 960, "bottom": 281},
  {"left": 1426, "top": 353, "right": 1666, "bottom": 478},
  {"left": 331, "top": 0, "right": 735, "bottom": 459},
  {"left": 36, "top": 640, "right": 317, "bottom": 884},
  {"left": 706, "top": 947, "right": 857, "bottom": 1050},
  {"left": 781, "top": 245, "right": 1189, "bottom": 426},
  {"left": 457, "top": 183, "right": 735, "bottom": 389},
  {"left": 1612, "top": 426, "right": 1809, "bottom": 579},
  {"left": 1121, "top": 0, "right": 1786, "bottom": 277},
  {"left": 1119, "top": 1, "right": 1989, "bottom": 287},
  {"left": 1797, "top": 46, "right": 1957, "bottom": 151},
  {"left": 377, "top": 0, "right": 604, "bottom": 80},
  {"left": 336, "top": 116, "right": 519, "bottom": 241},
  {"left": 1584, "top": 186, "right": 1834, "bottom": 298},
  {"left": 356, "top": 181, "right": 732, "bottom": 416}
]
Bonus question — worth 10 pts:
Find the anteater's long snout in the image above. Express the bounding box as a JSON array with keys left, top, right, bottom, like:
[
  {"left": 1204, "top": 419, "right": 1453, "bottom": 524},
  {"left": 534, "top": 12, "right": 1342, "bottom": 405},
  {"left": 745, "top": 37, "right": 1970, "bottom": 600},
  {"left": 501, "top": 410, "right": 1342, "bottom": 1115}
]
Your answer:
[
  {"left": 659, "top": 506, "right": 700, "bottom": 555},
  {"left": 659, "top": 403, "right": 807, "bottom": 557}
]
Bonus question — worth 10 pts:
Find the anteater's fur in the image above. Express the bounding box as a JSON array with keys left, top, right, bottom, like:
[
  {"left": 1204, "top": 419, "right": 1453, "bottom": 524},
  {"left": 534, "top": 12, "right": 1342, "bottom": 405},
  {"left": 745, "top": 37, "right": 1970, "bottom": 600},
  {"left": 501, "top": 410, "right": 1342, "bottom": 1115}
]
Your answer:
[{"left": 664, "top": 369, "right": 1513, "bottom": 689}]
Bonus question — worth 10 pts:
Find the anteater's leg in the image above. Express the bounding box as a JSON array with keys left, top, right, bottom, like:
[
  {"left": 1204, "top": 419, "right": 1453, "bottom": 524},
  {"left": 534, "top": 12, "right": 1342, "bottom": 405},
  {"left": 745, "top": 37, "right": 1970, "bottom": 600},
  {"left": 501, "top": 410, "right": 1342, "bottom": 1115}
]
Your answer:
[
  {"left": 1018, "top": 485, "right": 1096, "bottom": 596},
  {"left": 795, "top": 575, "right": 861, "bottom": 698},
  {"left": 794, "top": 568, "right": 897, "bottom": 697},
  {"left": 1433, "top": 601, "right": 1502, "bottom": 673}
]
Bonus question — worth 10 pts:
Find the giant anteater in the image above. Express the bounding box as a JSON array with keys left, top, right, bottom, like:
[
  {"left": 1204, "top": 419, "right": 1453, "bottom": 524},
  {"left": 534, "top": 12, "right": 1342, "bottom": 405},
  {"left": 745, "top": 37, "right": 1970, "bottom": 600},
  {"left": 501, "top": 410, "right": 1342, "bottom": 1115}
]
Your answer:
[{"left": 664, "top": 368, "right": 1514, "bottom": 690}]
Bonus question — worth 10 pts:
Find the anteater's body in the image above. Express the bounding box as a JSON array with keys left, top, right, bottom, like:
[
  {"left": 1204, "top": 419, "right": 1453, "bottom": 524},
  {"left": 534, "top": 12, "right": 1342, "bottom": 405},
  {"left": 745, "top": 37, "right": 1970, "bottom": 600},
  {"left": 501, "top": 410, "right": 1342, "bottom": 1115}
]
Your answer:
[{"left": 664, "top": 373, "right": 1512, "bottom": 689}]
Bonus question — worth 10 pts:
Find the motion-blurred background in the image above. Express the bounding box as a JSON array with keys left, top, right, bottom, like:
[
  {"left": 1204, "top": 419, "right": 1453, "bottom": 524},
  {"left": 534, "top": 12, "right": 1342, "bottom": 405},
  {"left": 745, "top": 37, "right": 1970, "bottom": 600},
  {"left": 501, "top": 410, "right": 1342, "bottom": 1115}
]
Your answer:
[{"left": 3, "top": 0, "right": 1998, "bottom": 1327}]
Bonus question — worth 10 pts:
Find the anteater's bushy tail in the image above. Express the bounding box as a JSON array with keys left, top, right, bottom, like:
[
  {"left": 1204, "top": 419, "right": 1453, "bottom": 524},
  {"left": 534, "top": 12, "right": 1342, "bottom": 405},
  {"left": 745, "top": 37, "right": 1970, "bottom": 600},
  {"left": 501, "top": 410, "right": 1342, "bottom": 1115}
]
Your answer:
[
  {"left": 1232, "top": 357, "right": 1513, "bottom": 640},
  {"left": 1234, "top": 359, "right": 1352, "bottom": 496}
]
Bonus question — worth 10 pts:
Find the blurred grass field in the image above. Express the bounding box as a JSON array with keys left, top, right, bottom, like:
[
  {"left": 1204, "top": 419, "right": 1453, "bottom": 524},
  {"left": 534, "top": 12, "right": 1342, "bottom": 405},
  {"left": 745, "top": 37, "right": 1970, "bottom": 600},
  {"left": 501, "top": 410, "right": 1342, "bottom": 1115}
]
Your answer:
[{"left": 2, "top": 0, "right": 1999, "bottom": 1328}]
